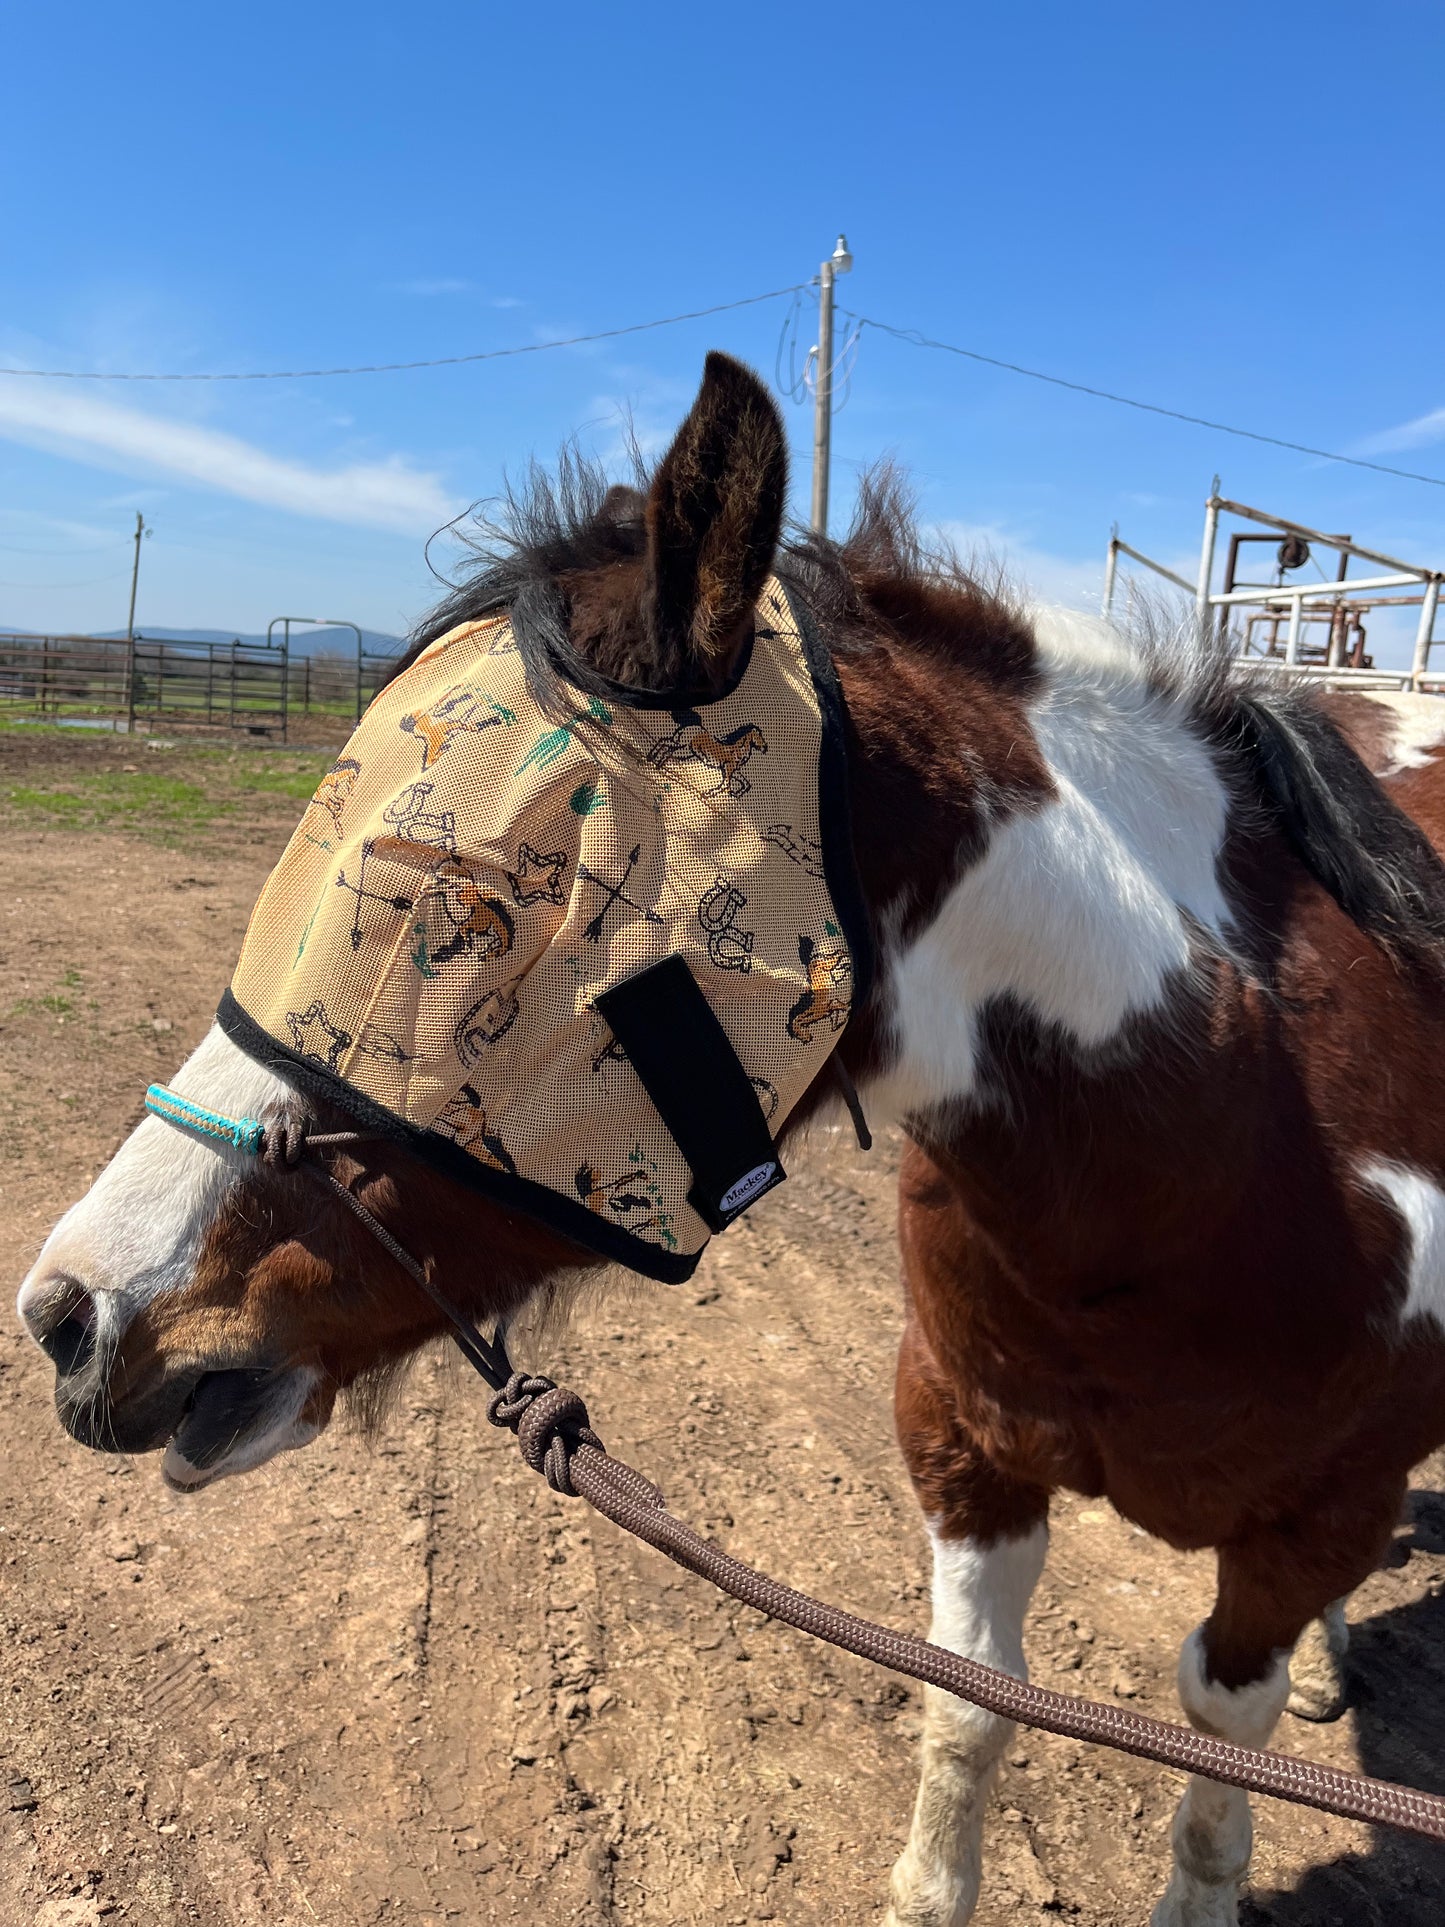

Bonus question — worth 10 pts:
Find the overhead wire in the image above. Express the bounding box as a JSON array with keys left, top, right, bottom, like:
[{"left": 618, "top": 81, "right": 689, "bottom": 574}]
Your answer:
[
  {"left": 0, "top": 279, "right": 1438, "bottom": 489},
  {"left": 773, "top": 286, "right": 814, "bottom": 404},
  {"left": 840, "top": 309, "right": 1445, "bottom": 490},
  {"left": 0, "top": 286, "right": 807, "bottom": 382}
]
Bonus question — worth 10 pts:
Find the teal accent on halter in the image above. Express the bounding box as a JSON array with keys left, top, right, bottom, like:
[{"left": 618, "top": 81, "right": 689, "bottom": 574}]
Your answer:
[{"left": 144, "top": 1083, "right": 266, "bottom": 1156}]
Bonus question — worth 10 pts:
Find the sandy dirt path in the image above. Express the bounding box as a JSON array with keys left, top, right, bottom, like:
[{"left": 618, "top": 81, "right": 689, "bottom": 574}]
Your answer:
[{"left": 2, "top": 726, "right": 1444, "bottom": 1926}]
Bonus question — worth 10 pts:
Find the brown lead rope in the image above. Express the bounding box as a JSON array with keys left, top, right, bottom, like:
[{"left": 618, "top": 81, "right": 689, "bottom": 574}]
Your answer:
[
  {"left": 487, "top": 1373, "right": 1445, "bottom": 1845},
  {"left": 276, "top": 1140, "right": 1445, "bottom": 1845}
]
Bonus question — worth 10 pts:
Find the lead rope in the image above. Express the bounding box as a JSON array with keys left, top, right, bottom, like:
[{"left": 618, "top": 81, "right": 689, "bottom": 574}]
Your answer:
[{"left": 143, "top": 1084, "right": 1445, "bottom": 1843}]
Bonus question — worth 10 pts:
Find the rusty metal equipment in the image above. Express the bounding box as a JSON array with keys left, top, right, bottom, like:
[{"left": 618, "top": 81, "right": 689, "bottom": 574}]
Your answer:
[{"left": 1104, "top": 487, "right": 1444, "bottom": 691}]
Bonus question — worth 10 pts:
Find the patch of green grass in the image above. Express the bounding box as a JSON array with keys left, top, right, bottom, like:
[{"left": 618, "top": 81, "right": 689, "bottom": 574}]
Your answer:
[
  {"left": 6, "top": 771, "right": 220, "bottom": 834},
  {"left": 231, "top": 761, "right": 332, "bottom": 801},
  {"left": 9, "top": 965, "right": 85, "bottom": 1022},
  {"left": 4, "top": 751, "right": 331, "bottom": 842}
]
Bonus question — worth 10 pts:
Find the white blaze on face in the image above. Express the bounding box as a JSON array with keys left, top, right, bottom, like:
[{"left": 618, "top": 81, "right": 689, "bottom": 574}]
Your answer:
[
  {"left": 17, "top": 1023, "right": 294, "bottom": 1334},
  {"left": 875, "top": 607, "right": 1234, "bottom": 1117}
]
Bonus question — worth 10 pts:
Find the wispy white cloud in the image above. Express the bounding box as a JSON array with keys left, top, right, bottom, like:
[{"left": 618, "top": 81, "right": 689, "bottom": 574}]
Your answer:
[
  {"left": 931, "top": 518, "right": 1109, "bottom": 611},
  {"left": 389, "top": 279, "right": 523, "bottom": 309},
  {"left": 0, "top": 381, "right": 457, "bottom": 535},
  {"left": 1356, "top": 405, "right": 1445, "bottom": 456}
]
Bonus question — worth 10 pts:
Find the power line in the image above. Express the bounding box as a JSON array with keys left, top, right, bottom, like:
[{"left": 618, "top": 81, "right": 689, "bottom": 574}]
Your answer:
[
  {"left": 0, "top": 286, "right": 806, "bottom": 382},
  {"left": 2, "top": 271, "right": 1440, "bottom": 494},
  {"left": 845, "top": 310, "right": 1445, "bottom": 490}
]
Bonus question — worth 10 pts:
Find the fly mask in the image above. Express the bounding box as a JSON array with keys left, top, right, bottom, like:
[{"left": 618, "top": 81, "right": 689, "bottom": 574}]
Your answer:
[{"left": 218, "top": 577, "right": 872, "bottom": 1281}]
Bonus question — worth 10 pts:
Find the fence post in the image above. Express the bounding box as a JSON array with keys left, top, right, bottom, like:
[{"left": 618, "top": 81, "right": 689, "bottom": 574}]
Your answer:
[{"left": 1411, "top": 577, "right": 1442, "bottom": 689}]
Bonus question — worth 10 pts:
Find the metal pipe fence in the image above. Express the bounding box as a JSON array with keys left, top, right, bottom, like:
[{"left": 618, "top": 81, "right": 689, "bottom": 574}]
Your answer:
[
  {"left": 0, "top": 633, "right": 400, "bottom": 741},
  {"left": 1104, "top": 492, "right": 1445, "bottom": 689}
]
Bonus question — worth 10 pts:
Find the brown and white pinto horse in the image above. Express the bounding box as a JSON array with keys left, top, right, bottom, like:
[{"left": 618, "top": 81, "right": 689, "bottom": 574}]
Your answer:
[{"left": 18, "top": 354, "right": 1445, "bottom": 1927}]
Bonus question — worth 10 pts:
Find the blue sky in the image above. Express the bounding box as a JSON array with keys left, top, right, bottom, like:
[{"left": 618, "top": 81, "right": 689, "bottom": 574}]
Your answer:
[{"left": 4, "top": 0, "right": 1443, "bottom": 659}]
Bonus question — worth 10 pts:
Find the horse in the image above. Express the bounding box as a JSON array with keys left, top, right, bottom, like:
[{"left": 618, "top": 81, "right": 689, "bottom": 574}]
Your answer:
[
  {"left": 17, "top": 351, "right": 1445, "bottom": 1927},
  {"left": 648, "top": 709, "right": 769, "bottom": 794}
]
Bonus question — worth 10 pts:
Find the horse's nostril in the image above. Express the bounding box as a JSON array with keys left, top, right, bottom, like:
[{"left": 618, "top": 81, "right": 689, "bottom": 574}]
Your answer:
[
  {"left": 23, "top": 1277, "right": 100, "bottom": 1378},
  {"left": 44, "top": 1308, "right": 98, "bottom": 1379}
]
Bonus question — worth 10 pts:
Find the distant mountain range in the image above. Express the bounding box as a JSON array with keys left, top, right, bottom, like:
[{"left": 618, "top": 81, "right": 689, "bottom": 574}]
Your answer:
[{"left": 0, "top": 623, "right": 407, "bottom": 657}]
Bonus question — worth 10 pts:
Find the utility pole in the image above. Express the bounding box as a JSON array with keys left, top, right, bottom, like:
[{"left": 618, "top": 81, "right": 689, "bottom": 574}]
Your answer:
[
  {"left": 810, "top": 234, "right": 853, "bottom": 536},
  {"left": 124, "top": 511, "right": 148, "bottom": 735}
]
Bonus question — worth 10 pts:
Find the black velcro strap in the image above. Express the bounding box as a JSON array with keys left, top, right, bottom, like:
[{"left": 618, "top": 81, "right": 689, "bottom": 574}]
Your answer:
[{"left": 595, "top": 956, "right": 785, "bottom": 1234}]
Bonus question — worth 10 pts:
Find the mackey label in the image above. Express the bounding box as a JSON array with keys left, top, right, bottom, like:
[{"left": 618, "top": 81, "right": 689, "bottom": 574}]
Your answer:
[{"left": 719, "top": 1162, "right": 780, "bottom": 1216}]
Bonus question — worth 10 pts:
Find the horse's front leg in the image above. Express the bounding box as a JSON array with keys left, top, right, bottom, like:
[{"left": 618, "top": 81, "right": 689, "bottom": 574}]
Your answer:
[
  {"left": 886, "top": 1319, "right": 1050, "bottom": 1927},
  {"left": 1151, "top": 1487, "right": 1400, "bottom": 1927}
]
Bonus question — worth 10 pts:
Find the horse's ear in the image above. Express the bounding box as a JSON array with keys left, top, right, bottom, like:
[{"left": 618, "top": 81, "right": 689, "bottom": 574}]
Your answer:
[{"left": 642, "top": 352, "right": 788, "bottom": 687}]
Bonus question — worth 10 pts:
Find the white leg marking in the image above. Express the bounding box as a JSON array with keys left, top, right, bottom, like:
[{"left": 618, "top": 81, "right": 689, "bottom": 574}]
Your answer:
[
  {"left": 874, "top": 611, "right": 1233, "bottom": 1117},
  {"left": 17, "top": 1023, "right": 295, "bottom": 1330},
  {"left": 1150, "top": 1628, "right": 1291, "bottom": 1927},
  {"left": 1287, "top": 1598, "right": 1349, "bottom": 1722},
  {"left": 1357, "top": 1157, "right": 1445, "bottom": 1334},
  {"left": 886, "top": 1523, "right": 1048, "bottom": 1927}
]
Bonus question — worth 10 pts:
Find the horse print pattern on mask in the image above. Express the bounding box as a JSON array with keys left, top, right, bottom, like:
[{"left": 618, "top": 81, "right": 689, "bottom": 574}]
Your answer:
[
  {"left": 786, "top": 933, "right": 852, "bottom": 1042},
  {"left": 575, "top": 1148, "right": 674, "bottom": 1249},
  {"left": 433, "top": 1083, "right": 515, "bottom": 1171},
  {"left": 400, "top": 683, "right": 517, "bottom": 771},
  {"left": 648, "top": 711, "right": 769, "bottom": 796},
  {"left": 308, "top": 757, "right": 362, "bottom": 833}
]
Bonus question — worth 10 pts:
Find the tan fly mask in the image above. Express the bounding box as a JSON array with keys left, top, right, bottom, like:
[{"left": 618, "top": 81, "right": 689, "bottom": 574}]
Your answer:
[{"left": 220, "top": 576, "right": 872, "bottom": 1281}]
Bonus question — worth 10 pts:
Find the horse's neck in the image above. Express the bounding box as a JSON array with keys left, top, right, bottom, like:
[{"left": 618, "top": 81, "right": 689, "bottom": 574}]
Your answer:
[{"left": 850, "top": 612, "right": 1245, "bottom": 1258}]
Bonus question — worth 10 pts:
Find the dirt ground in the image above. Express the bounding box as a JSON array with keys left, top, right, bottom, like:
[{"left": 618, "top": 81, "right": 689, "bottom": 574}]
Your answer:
[{"left": 3, "top": 721, "right": 1444, "bottom": 1927}]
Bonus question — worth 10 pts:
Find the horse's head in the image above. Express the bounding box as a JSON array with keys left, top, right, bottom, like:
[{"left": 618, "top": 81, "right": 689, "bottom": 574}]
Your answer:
[{"left": 17, "top": 351, "right": 791, "bottom": 1490}]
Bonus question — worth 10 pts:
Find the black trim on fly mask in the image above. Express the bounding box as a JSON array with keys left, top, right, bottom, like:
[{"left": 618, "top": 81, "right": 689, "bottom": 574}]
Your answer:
[
  {"left": 216, "top": 989, "right": 702, "bottom": 1285},
  {"left": 790, "top": 589, "right": 876, "bottom": 1017},
  {"left": 595, "top": 957, "right": 785, "bottom": 1234}
]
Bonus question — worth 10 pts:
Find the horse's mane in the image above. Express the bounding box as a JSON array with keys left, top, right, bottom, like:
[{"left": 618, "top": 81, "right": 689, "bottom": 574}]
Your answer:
[
  {"left": 395, "top": 457, "right": 923, "bottom": 699},
  {"left": 401, "top": 451, "right": 1445, "bottom": 975},
  {"left": 1209, "top": 683, "right": 1445, "bottom": 973}
]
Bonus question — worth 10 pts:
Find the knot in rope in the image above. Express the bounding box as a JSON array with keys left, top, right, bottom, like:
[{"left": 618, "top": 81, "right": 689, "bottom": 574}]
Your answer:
[{"left": 486, "top": 1373, "right": 602, "bottom": 1495}]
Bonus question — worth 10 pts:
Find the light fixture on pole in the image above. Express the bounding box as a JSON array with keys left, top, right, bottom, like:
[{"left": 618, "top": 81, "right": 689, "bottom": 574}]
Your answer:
[{"left": 810, "top": 234, "right": 853, "bottom": 537}]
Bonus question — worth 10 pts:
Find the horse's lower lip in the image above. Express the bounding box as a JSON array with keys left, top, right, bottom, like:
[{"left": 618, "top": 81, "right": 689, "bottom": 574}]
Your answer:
[{"left": 169, "top": 1368, "right": 278, "bottom": 1471}]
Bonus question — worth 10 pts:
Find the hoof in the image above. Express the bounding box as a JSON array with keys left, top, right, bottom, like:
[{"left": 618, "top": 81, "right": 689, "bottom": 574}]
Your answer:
[
  {"left": 1286, "top": 1677, "right": 1346, "bottom": 1722},
  {"left": 1150, "top": 1882, "right": 1241, "bottom": 1927},
  {"left": 885, "top": 1863, "right": 977, "bottom": 1927},
  {"left": 1286, "top": 1606, "right": 1349, "bottom": 1723}
]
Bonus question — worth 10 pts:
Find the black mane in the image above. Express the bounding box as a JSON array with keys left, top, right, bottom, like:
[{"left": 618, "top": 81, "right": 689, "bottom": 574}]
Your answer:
[
  {"left": 395, "top": 453, "right": 907, "bottom": 705},
  {"left": 1212, "top": 686, "right": 1445, "bottom": 972}
]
